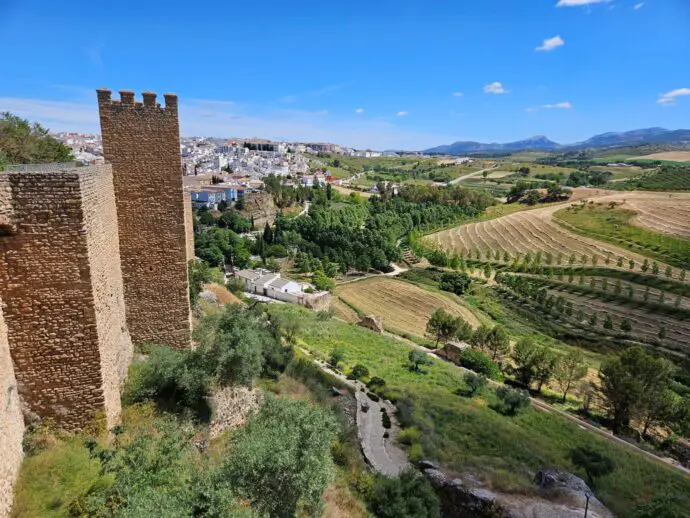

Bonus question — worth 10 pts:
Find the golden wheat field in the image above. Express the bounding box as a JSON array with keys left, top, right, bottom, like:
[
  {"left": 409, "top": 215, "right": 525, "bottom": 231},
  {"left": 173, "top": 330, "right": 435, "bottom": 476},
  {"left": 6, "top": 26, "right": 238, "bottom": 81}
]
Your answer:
[{"left": 336, "top": 277, "right": 479, "bottom": 339}]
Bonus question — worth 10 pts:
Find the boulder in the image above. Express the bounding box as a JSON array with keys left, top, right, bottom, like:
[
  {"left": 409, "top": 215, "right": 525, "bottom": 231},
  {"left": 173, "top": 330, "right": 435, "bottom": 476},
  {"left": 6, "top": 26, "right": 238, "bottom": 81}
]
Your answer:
[{"left": 358, "top": 315, "right": 383, "bottom": 333}]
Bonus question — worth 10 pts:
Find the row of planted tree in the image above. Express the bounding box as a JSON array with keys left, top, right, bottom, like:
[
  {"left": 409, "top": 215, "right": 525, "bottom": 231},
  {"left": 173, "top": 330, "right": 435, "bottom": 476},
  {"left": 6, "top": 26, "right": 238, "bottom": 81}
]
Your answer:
[{"left": 424, "top": 308, "right": 690, "bottom": 442}]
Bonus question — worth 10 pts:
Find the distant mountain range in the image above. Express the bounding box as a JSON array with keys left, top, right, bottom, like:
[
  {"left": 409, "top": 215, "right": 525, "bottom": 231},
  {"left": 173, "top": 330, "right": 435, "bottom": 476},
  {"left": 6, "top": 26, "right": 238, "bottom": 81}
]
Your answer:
[{"left": 424, "top": 128, "right": 690, "bottom": 155}]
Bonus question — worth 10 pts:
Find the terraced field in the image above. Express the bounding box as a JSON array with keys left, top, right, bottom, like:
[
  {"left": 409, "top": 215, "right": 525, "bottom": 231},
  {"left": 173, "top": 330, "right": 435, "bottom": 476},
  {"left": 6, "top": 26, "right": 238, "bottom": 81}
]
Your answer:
[
  {"left": 336, "top": 277, "right": 479, "bottom": 339},
  {"left": 427, "top": 191, "right": 690, "bottom": 271},
  {"left": 545, "top": 288, "right": 690, "bottom": 358},
  {"left": 624, "top": 194, "right": 690, "bottom": 239}
]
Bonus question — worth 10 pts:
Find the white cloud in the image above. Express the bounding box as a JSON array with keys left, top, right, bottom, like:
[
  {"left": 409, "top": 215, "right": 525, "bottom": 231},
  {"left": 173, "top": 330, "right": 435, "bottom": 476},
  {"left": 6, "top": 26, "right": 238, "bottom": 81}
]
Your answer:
[
  {"left": 633, "top": 2, "right": 644, "bottom": 9},
  {"left": 0, "top": 95, "right": 459, "bottom": 150},
  {"left": 536, "top": 35, "right": 565, "bottom": 52},
  {"left": 451, "top": 92, "right": 464, "bottom": 97},
  {"left": 397, "top": 111, "right": 408, "bottom": 117},
  {"left": 657, "top": 88, "right": 690, "bottom": 105},
  {"left": 542, "top": 102, "right": 573, "bottom": 109},
  {"left": 556, "top": 0, "right": 610, "bottom": 6},
  {"left": 484, "top": 82, "right": 509, "bottom": 94},
  {"left": 525, "top": 107, "right": 537, "bottom": 113},
  {"left": 355, "top": 108, "right": 364, "bottom": 114}
]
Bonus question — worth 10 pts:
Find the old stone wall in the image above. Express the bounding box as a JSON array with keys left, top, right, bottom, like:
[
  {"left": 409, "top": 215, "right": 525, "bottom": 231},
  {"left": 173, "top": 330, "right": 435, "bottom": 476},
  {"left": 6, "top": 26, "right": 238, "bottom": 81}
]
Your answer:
[
  {"left": 0, "top": 166, "right": 131, "bottom": 430},
  {"left": 0, "top": 300, "right": 23, "bottom": 518},
  {"left": 79, "top": 167, "right": 133, "bottom": 429},
  {"left": 0, "top": 175, "right": 14, "bottom": 234},
  {"left": 183, "top": 191, "right": 195, "bottom": 262},
  {"left": 97, "top": 90, "right": 191, "bottom": 349}
]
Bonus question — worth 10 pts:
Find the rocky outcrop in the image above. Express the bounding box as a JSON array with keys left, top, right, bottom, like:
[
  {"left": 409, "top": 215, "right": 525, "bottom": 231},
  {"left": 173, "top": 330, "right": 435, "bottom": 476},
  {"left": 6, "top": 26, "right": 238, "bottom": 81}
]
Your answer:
[
  {"left": 208, "top": 386, "right": 261, "bottom": 439},
  {"left": 241, "top": 191, "right": 278, "bottom": 228},
  {"left": 358, "top": 315, "right": 383, "bottom": 333},
  {"left": 420, "top": 462, "right": 614, "bottom": 518}
]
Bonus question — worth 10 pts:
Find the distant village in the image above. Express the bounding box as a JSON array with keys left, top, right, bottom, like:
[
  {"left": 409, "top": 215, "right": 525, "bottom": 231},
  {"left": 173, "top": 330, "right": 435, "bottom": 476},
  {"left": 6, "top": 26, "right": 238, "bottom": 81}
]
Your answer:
[{"left": 52, "top": 133, "right": 429, "bottom": 210}]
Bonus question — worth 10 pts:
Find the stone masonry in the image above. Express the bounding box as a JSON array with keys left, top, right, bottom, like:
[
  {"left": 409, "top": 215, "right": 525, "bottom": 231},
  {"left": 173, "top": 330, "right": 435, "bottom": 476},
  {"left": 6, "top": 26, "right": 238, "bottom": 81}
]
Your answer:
[
  {"left": 0, "top": 166, "right": 132, "bottom": 431},
  {"left": 97, "top": 89, "right": 192, "bottom": 349},
  {"left": 0, "top": 299, "right": 23, "bottom": 518}
]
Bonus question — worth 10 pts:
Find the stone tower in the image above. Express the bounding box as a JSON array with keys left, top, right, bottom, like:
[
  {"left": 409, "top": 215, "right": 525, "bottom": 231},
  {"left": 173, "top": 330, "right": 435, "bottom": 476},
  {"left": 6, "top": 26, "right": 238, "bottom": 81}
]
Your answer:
[
  {"left": 0, "top": 166, "right": 133, "bottom": 431},
  {"left": 97, "top": 89, "right": 192, "bottom": 349}
]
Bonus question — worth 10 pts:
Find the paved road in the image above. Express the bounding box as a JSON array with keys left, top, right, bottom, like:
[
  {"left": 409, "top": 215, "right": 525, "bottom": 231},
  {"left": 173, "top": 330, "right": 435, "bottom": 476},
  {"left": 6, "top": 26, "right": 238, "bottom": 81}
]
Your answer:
[
  {"left": 297, "top": 201, "right": 311, "bottom": 217},
  {"left": 305, "top": 353, "right": 410, "bottom": 476}
]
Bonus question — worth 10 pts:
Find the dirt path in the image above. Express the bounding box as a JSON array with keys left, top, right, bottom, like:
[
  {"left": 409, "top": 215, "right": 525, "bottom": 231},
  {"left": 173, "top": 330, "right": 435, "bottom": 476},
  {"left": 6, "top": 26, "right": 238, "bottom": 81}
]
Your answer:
[{"left": 303, "top": 352, "right": 410, "bottom": 476}]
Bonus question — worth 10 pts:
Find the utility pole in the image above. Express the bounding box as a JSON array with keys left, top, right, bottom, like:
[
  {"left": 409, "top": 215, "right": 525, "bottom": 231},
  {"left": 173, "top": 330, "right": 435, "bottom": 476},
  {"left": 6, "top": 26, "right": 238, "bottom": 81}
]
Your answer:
[{"left": 584, "top": 491, "right": 592, "bottom": 518}]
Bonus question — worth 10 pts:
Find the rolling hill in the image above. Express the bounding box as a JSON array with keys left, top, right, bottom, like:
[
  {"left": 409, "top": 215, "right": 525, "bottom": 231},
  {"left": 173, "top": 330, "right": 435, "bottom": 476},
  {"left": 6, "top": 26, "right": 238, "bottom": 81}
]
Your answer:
[{"left": 425, "top": 128, "right": 690, "bottom": 155}]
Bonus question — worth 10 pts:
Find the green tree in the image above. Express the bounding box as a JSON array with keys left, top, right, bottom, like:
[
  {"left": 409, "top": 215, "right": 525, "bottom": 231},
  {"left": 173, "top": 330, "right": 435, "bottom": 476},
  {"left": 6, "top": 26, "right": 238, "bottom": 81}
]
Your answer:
[
  {"left": 589, "top": 313, "right": 598, "bottom": 327},
  {"left": 599, "top": 346, "right": 675, "bottom": 434},
  {"left": 426, "top": 308, "right": 457, "bottom": 346},
  {"left": 463, "top": 372, "right": 488, "bottom": 397},
  {"left": 0, "top": 112, "right": 73, "bottom": 165},
  {"left": 224, "top": 395, "right": 339, "bottom": 517},
  {"left": 641, "top": 258, "right": 650, "bottom": 272},
  {"left": 511, "top": 338, "right": 539, "bottom": 388},
  {"left": 658, "top": 326, "right": 667, "bottom": 340},
  {"left": 438, "top": 271, "right": 471, "bottom": 295},
  {"left": 603, "top": 313, "right": 613, "bottom": 330},
  {"left": 408, "top": 349, "right": 433, "bottom": 373},
  {"left": 617, "top": 256, "right": 624, "bottom": 268},
  {"left": 485, "top": 325, "right": 510, "bottom": 361},
  {"left": 652, "top": 262, "right": 660, "bottom": 275},
  {"left": 620, "top": 318, "right": 632, "bottom": 333},
  {"left": 629, "top": 258, "right": 635, "bottom": 270},
  {"left": 665, "top": 265, "right": 673, "bottom": 278},
  {"left": 312, "top": 270, "right": 335, "bottom": 292},
  {"left": 262, "top": 222, "right": 274, "bottom": 244},
  {"left": 494, "top": 386, "right": 531, "bottom": 416},
  {"left": 640, "top": 389, "right": 678, "bottom": 439},
  {"left": 555, "top": 351, "right": 588, "bottom": 403}
]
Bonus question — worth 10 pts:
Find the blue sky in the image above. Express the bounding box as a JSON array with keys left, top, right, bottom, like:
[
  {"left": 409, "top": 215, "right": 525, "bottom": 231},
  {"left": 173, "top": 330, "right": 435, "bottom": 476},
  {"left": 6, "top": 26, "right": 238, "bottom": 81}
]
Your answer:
[{"left": 1, "top": 0, "right": 689, "bottom": 149}]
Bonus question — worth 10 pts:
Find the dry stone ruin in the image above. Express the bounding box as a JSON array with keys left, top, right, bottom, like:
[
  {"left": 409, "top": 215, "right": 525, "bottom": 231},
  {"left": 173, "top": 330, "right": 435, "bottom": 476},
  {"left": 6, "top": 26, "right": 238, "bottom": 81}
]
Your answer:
[{"left": 0, "top": 89, "right": 193, "bottom": 516}]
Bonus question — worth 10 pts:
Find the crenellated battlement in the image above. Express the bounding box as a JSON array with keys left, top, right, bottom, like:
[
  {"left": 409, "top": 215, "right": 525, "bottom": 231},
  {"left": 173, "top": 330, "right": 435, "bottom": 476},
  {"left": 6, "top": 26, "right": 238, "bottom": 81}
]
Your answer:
[{"left": 96, "top": 88, "right": 178, "bottom": 113}]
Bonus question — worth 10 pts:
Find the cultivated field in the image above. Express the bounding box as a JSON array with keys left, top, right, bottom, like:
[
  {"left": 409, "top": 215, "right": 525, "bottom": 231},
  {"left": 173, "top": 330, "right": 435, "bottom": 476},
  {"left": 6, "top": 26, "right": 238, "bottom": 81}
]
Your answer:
[
  {"left": 333, "top": 185, "right": 373, "bottom": 198},
  {"left": 624, "top": 195, "right": 690, "bottom": 239},
  {"left": 637, "top": 151, "right": 690, "bottom": 162},
  {"left": 544, "top": 288, "right": 690, "bottom": 358},
  {"left": 427, "top": 190, "right": 690, "bottom": 271},
  {"left": 336, "top": 277, "right": 479, "bottom": 338}
]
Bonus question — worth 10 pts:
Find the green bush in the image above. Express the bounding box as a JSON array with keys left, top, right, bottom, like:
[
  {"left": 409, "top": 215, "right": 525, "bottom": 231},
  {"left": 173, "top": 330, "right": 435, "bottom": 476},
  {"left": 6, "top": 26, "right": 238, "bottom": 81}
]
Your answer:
[
  {"left": 350, "top": 363, "right": 370, "bottom": 380},
  {"left": 463, "top": 372, "right": 488, "bottom": 397},
  {"left": 494, "top": 386, "right": 531, "bottom": 416},
  {"left": 382, "top": 411, "right": 392, "bottom": 429},
  {"left": 459, "top": 348, "right": 501, "bottom": 379},
  {"left": 367, "top": 470, "right": 440, "bottom": 518},
  {"left": 398, "top": 427, "right": 422, "bottom": 445}
]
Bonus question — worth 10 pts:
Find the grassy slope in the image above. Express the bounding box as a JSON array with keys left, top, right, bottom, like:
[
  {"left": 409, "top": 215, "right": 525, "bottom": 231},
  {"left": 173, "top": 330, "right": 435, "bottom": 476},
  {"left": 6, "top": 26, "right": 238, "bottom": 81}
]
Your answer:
[
  {"left": 273, "top": 305, "right": 690, "bottom": 517},
  {"left": 554, "top": 204, "right": 690, "bottom": 269}
]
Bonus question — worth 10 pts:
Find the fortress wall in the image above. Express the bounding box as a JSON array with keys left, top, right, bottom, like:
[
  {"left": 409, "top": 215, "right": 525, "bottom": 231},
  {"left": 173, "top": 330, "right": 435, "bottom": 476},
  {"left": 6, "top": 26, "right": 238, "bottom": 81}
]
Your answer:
[
  {"left": 97, "top": 90, "right": 191, "bottom": 349},
  {"left": 0, "top": 300, "right": 23, "bottom": 518},
  {"left": 0, "top": 166, "right": 129, "bottom": 430},
  {"left": 0, "top": 175, "right": 14, "bottom": 233},
  {"left": 79, "top": 166, "right": 133, "bottom": 429},
  {"left": 183, "top": 191, "right": 195, "bottom": 262}
]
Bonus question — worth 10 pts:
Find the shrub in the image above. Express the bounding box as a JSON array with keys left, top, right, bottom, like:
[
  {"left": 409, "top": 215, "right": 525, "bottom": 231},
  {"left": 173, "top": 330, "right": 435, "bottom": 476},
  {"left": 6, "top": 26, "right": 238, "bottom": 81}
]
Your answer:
[
  {"left": 350, "top": 364, "right": 370, "bottom": 380},
  {"left": 382, "top": 411, "right": 392, "bottom": 429},
  {"left": 459, "top": 348, "right": 501, "bottom": 380},
  {"left": 463, "top": 372, "right": 488, "bottom": 397},
  {"left": 124, "top": 346, "right": 211, "bottom": 419},
  {"left": 367, "top": 470, "right": 440, "bottom": 518},
  {"left": 408, "top": 349, "right": 433, "bottom": 372},
  {"left": 328, "top": 347, "right": 345, "bottom": 368},
  {"left": 439, "top": 271, "right": 471, "bottom": 295},
  {"left": 367, "top": 392, "right": 380, "bottom": 402},
  {"left": 367, "top": 376, "right": 386, "bottom": 389},
  {"left": 398, "top": 427, "right": 422, "bottom": 445},
  {"left": 494, "top": 386, "right": 531, "bottom": 416}
]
